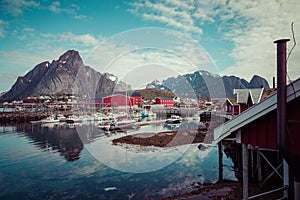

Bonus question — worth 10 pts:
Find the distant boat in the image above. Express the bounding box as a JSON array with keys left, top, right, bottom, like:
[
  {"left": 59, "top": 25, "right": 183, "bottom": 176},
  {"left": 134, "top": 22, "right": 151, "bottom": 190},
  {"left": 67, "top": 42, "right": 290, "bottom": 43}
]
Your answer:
[
  {"left": 99, "top": 118, "right": 138, "bottom": 132},
  {"left": 165, "top": 115, "right": 182, "bottom": 124},
  {"left": 98, "top": 122, "right": 111, "bottom": 131},
  {"left": 164, "top": 123, "right": 180, "bottom": 130},
  {"left": 66, "top": 115, "right": 81, "bottom": 123},
  {"left": 141, "top": 110, "right": 156, "bottom": 118},
  {"left": 40, "top": 115, "right": 60, "bottom": 123},
  {"left": 57, "top": 114, "right": 66, "bottom": 122}
]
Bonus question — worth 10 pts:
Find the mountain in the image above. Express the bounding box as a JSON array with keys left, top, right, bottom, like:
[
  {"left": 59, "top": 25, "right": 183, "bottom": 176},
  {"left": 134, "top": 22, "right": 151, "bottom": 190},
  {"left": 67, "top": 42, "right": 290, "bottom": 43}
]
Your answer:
[
  {"left": 135, "top": 88, "right": 176, "bottom": 101},
  {"left": 0, "top": 50, "right": 122, "bottom": 102},
  {"left": 149, "top": 70, "right": 270, "bottom": 99},
  {"left": 249, "top": 75, "right": 270, "bottom": 88},
  {"left": 0, "top": 50, "right": 270, "bottom": 102}
]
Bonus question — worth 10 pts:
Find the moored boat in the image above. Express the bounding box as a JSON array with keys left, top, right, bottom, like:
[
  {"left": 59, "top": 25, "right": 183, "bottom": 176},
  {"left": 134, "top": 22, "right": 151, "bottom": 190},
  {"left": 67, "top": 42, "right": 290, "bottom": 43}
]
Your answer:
[
  {"left": 98, "top": 122, "right": 111, "bottom": 131},
  {"left": 40, "top": 115, "right": 60, "bottom": 123},
  {"left": 57, "top": 114, "right": 66, "bottom": 122},
  {"left": 141, "top": 110, "right": 156, "bottom": 118},
  {"left": 165, "top": 115, "right": 182, "bottom": 124},
  {"left": 66, "top": 115, "right": 81, "bottom": 123}
]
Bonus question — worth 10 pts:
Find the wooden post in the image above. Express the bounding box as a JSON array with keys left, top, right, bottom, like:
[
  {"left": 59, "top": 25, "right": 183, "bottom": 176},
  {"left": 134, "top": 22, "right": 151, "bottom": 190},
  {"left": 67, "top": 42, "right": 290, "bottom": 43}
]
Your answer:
[
  {"left": 257, "top": 150, "right": 262, "bottom": 183},
  {"left": 218, "top": 141, "right": 223, "bottom": 181},
  {"left": 243, "top": 143, "right": 249, "bottom": 199},
  {"left": 283, "top": 159, "right": 289, "bottom": 199},
  {"left": 251, "top": 148, "right": 254, "bottom": 179}
]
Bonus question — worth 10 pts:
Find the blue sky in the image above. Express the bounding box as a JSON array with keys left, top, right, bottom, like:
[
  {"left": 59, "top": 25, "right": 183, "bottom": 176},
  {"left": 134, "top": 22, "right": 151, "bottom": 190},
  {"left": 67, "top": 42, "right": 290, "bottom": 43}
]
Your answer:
[{"left": 0, "top": 0, "right": 299, "bottom": 92}]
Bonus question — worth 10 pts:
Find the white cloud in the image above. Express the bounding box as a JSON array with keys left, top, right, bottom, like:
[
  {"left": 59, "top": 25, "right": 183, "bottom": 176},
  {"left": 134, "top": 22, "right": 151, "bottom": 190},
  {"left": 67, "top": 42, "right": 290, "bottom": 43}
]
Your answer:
[
  {"left": 15, "top": 27, "right": 35, "bottom": 40},
  {"left": 0, "top": 49, "right": 64, "bottom": 92},
  {"left": 0, "top": 19, "right": 8, "bottom": 38},
  {"left": 0, "top": 71, "right": 27, "bottom": 92},
  {"left": 0, "top": 30, "right": 106, "bottom": 92},
  {"left": 86, "top": 28, "right": 216, "bottom": 89},
  {"left": 1, "top": 0, "right": 89, "bottom": 20},
  {"left": 47, "top": 1, "right": 89, "bottom": 20},
  {"left": 0, "top": 50, "right": 39, "bottom": 67},
  {"left": 128, "top": 0, "right": 300, "bottom": 84},
  {"left": 41, "top": 32, "right": 102, "bottom": 47},
  {"left": 48, "top": 1, "right": 61, "bottom": 13},
  {"left": 128, "top": 0, "right": 203, "bottom": 35},
  {"left": 1, "top": 0, "right": 40, "bottom": 16},
  {"left": 220, "top": 0, "right": 300, "bottom": 84}
]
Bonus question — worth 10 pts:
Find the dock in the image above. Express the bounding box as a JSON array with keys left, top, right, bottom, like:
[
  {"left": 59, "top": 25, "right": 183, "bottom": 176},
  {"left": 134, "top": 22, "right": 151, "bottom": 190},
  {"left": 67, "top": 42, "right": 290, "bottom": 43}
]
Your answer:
[{"left": 135, "top": 120, "right": 165, "bottom": 126}]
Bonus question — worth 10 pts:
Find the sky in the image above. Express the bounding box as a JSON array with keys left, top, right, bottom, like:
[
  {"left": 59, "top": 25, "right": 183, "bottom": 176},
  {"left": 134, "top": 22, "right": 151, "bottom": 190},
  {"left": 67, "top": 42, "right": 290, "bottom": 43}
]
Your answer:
[{"left": 0, "top": 0, "right": 300, "bottom": 92}]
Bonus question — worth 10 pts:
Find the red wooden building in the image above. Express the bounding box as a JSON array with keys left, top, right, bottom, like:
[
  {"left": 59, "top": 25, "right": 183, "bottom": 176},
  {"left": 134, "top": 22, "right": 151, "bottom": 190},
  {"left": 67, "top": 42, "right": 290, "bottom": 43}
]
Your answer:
[
  {"left": 102, "top": 94, "right": 134, "bottom": 107},
  {"left": 155, "top": 97, "right": 174, "bottom": 107},
  {"left": 223, "top": 98, "right": 240, "bottom": 115},
  {"left": 130, "top": 92, "right": 142, "bottom": 106},
  {"left": 223, "top": 88, "right": 265, "bottom": 116},
  {"left": 214, "top": 78, "right": 300, "bottom": 199}
]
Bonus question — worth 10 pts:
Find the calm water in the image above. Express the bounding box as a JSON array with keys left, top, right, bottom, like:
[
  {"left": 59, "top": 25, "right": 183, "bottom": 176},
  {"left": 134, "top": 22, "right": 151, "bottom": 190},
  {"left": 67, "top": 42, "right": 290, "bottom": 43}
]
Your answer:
[{"left": 0, "top": 122, "right": 236, "bottom": 200}]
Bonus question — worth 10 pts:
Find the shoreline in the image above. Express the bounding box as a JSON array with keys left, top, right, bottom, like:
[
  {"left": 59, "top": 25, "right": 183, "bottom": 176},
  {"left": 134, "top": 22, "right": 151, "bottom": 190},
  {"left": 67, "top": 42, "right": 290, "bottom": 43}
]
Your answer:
[{"left": 112, "top": 128, "right": 208, "bottom": 147}]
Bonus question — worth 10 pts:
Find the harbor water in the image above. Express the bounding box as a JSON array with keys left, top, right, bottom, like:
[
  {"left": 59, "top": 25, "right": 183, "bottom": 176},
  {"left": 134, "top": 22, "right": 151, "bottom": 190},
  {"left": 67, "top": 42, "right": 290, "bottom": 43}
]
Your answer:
[{"left": 0, "top": 122, "right": 236, "bottom": 199}]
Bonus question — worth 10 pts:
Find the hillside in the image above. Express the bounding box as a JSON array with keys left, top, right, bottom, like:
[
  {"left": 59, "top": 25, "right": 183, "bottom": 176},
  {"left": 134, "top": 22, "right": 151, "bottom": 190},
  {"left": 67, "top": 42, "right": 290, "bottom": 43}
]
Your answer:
[
  {"left": 0, "top": 50, "right": 124, "bottom": 102},
  {"left": 147, "top": 70, "right": 270, "bottom": 99},
  {"left": 135, "top": 88, "right": 176, "bottom": 101}
]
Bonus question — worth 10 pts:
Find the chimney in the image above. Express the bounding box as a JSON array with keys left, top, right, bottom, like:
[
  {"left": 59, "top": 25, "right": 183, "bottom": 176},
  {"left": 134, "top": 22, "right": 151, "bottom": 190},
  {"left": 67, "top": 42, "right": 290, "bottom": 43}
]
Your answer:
[
  {"left": 274, "top": 39, "right": 289, "bottom": 158},
  {"left": 274, "top": 39, "right": 300, "bottom": 199},
  {"left": 273, "top": 77, "right": 276, "bottom": 89}
]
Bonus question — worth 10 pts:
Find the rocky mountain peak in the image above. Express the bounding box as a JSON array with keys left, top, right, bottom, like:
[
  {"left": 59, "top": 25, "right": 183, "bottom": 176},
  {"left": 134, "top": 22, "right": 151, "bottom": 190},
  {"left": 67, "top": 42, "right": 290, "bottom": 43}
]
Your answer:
[
  {"left": 58, "top": 50, "right": 80, "bottom": 61},
  {"left": 250, "top": 75, "right": 270, "bottom": 88},
  {"left": 57, "top": 50, "right": 83, "bottom": 67},
  {"left": 150, "top": 70, "right": 270, "bottom": 99},
  {"left": 0, "top": 50, "right": 119, "bottom": 102}
]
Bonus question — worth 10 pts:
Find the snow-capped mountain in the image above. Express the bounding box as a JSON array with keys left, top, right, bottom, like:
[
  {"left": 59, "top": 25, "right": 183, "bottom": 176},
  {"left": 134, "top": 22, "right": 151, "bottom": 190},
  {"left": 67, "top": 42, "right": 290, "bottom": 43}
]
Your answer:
[{"left": 149, "top": 70, "right": 269, "bottom": 99}]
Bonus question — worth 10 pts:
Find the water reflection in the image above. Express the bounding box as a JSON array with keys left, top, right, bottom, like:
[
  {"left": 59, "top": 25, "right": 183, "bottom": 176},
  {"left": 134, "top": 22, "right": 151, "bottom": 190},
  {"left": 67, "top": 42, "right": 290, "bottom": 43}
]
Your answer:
[
  {"left": 0, "top": 123, "right": 237, "bottom": 200},
  {"left": 9, "top": 121, "right": 209, "bottom": 166},
  {"left": 14, "top": 123, "right": 99, "bottom": 161}
]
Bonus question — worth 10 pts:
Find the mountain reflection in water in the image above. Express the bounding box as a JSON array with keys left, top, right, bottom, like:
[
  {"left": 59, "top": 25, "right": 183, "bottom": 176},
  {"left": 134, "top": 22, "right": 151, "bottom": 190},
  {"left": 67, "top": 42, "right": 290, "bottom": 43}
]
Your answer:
[
  {"left": 0, "top": 122, "right": 237, "bottom": 200},
  {"left": 15, "top": 123, "right": 102, "bottom": 161}
]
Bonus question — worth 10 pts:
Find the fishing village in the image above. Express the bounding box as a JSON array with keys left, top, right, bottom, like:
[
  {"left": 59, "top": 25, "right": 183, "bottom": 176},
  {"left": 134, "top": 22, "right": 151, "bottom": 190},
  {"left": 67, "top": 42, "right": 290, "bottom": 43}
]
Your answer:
[
  {"left": 1, "top": 40, "right": 300, "bottom": 199},
  {"left": 1, "top": 1, "right": 299, "bottom": 199}
]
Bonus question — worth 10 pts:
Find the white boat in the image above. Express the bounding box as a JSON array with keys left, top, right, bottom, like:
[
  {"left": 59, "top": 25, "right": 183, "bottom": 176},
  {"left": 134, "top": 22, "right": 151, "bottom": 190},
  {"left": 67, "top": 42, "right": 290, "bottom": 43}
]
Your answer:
[
  {"left": 66, "top": 115, "right": 81, "bottom": 123},
  {"left": 141, "top": 110, "right": 156, "bottom": 118},
  {"left": 98, "top": 121, "right": 111, "bottom": 131},
  {"left": 57, "top": 114, "right": 66, "bottom": 122},
  {"left": 40, "top": 115, "right": 60, "bottom": 123},
  {"left": 99, "top": 118, "right": 137, "bottom": 131},
  {"left": 166, "top": 115, "right": 182, "bottom": 124},
  {"left": 93, "top": 113, "right": 105, "bottom": 121}
]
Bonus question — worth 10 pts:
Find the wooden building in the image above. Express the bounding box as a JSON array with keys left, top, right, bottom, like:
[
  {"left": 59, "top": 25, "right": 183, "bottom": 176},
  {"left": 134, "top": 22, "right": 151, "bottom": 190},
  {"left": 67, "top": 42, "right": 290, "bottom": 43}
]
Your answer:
[
  {"left": 223, "top": 98, "right": 240, "bottom": 115},
  {"left": 101, "top": 94, "right": 134, "bottom": 107},
  {"left": 223, "top": 88, "right": 266, "bottom": 116},
  {"left": 214, "top": 78, "right": 300, "bottom": 199},
  {"left": 130, "top": 92, "right": 142, "bottom": 106},
  {"left": 155, "top": 97, "right": 174, "bottom": 107}
]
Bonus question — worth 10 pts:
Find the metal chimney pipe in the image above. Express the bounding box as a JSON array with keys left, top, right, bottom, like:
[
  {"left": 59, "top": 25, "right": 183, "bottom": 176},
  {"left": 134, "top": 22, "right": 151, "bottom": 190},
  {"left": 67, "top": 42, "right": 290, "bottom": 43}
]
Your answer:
[
  {"left": 274, "top": 39, "right": 289, "bottom": 157},
  {"left": 274, "top": 39, "right": 292, "bottom": 198}
]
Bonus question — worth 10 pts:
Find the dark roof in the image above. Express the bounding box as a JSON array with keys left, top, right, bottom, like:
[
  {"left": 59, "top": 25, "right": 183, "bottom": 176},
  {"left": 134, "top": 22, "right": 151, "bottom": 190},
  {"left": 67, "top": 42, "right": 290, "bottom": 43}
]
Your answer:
[
  {"left": 131, "top": 92, "right": 141, "bottom": 96},
  {"left": 156, "top": 97, "right": 174, "bottom": 100},
  {"left": 116, "top": 91, "right": 141, "bottom": 97}
]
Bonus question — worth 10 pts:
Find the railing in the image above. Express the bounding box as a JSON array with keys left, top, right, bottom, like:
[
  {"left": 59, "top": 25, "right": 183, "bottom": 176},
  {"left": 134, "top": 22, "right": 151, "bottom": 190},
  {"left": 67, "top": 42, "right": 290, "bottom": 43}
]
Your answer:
[{"left": 248, "top": 185, "right": 288, "bottom": 200}]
